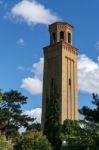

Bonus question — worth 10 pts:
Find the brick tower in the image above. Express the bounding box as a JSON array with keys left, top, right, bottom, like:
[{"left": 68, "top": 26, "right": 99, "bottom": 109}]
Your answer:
[{"left": 42, "top": 22, "right": 78, "bottom": 129}]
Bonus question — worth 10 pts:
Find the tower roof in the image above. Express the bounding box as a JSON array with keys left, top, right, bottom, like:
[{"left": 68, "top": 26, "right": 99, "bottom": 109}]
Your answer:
[{"left": 49, "top": 22, "right": 74, "bottom": 29}]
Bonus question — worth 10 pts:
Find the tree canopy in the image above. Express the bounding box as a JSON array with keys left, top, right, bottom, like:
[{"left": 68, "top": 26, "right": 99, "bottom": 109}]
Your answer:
[
  {"left": 60, "top": 120, "right": 97, "bottom": 149},
  {"left": 26, "top": 123, "right": 41, "bottom": 132},
  {"left": 14, "top": 130, "right": 52, "bottom": 150},
  {"left": 0, "top": 134, "right": 13, "bottom": 150},
  {"left": 80, "top": 94, "right": 99, "bottom": 123},
  {"left": 0, "top": 90, "right": 34, "bottom": 139},
  {"left": 79, "top": 94, "right": 99, "bottom": 149}
]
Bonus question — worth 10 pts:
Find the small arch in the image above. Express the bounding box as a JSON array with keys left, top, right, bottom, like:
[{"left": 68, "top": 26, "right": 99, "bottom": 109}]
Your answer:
[
  {"left": 60, "top": 31, "right": 64, "bottom": 41},
  {"left": 68, "top": 32, "right": 72, "bottom": 44},
  {"left": 52, "top": 32, "right": 56, "bottom": 43}
]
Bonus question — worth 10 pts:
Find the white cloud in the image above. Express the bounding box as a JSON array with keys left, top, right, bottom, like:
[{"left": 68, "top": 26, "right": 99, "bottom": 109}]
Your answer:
[
  {"left": 21, "top": 55, "right": 99, "bottom": 95},
  {"left": 11, "top": 0, "right": 59, "bottom": 25},
  {"left": 24, "top": 108, "right": 42, "bottom": 123},
  {"left": 21, "top": 57, "right": 44, "bottom": 95},
  {"left": 32, "top": 57, "right": 44, "bottom": 81},
  {"left": 18, "top": 66, "right": 32, "bottom": 72},
  {"left": 18, "top": 66, "right": 25, "bottom": 71},
  {"left": 21, "top": 77, "right": 42, "bottom": 95},
  {"left": 78, "top": 54, "right": 99, "bottom": 94},
  {"left": 18, "top": 126, "right": 26, "bottom": 133},
  {"left": 96, "top": 41, "right": 99, "bottom": 50},
  {"left": 17, "top": 38, "right": 25, "bottom": 46},
  {"left": 19, "top": 108, "right": 42, "bottom": 133}
]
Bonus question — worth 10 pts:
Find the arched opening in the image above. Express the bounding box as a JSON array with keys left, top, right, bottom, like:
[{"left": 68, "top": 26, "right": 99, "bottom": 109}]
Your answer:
[
  {"left": 60, "top": 31, "right": 64, "bottom": 41},
  {"left": 52, "top": 32, "right": 56, "bottom": 43},
  {"left": 68, "top": 32, "right": 72, "bottom": 44}
]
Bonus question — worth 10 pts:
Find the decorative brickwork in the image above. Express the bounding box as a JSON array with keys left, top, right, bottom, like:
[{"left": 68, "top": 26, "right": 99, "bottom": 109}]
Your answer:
[{"left": 41, "top": 22, "right": 78, "bottom": 130}]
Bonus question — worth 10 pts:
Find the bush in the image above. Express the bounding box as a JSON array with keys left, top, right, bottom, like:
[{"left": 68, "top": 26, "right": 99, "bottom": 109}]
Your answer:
[
  {"left": 14, "top": 130, "right": 52, "bottom": 150},
  {"left": 0, "top": 134, "right": 13, "bottom": 150}
]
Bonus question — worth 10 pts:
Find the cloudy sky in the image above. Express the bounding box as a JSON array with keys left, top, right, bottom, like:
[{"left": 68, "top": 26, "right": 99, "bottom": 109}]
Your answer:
[{"left": 0, "top": 0, "right": 99, "bottom": 122}]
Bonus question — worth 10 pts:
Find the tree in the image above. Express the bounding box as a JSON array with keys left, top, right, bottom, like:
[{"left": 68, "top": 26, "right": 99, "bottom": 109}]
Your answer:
[
  {"left": 60, "top": 120, "right": 82, "bottom": 145},
  {"left": 82, "top": 121, "right": 99, "bottom": 150},
  {"left": 0, "top": 134, "right": 13, "bottom": 150},
  {"left": 79, "top": 94, "right": 99, "bottom": 149},
  {"left": 14, "top": 129, "right": 52, "bottom": 150},
  {"left": 27, "top": 123, "right": 41, "bottom": 132},
  {"left": 60, "top": 120, "right": 96, "bottom": 150},
  {"left": 43, "top": 83, "right": 61, "bottom": 149},
  {"left": 79, "top": 93, "right": 99, "bottom": 123},
  {"left": 0, "top": 90, "right": 34, "bottom": 140}
]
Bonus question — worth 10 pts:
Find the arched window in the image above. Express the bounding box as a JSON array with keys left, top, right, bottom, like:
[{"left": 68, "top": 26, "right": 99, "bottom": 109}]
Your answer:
[
  {"left": 68, "top": 32, "right": 71, "bottom": 44},
  {"left": 60, "top": 31, "right": 64, "bottom": 41},
  {"left": 52, "top": 32, "right": 56, "bottom": 43}
]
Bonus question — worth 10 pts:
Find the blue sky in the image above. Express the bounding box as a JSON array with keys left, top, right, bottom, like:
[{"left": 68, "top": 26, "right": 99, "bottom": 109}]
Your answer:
[{"left": 0, "top": 0, "right": 99, "bottom": 121}]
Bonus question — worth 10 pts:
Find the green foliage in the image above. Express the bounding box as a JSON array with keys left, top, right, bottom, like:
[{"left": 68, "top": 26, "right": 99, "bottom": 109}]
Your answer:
[
  {"left": 0, "top": 90, "right": 34, "bottom": 140},
  {"left": 79, "top": 94, "right": 99, "bottom": 149},
  {"left": 79, "top": 93, "right": 99, "bottom": 123},
  {"left": 0, "top": 134, "right": 13, "bottom": 150},
  {"left": 60, "top": 120, "right": 99, "bottom": 150},
  {"left": 14, "top": 130, "right": 52, "bottom": 150},
  {"left": 83, "top": 121, "right": 99, "bottom": 149},
  {"left": 43, "top": 83, "right": 61, "bottom": 149},
  {"left": 60, "top": 120, "right": 79, "bottom": 139},
  {"left": 60, "top": 120, "right": 84, "bottom": 144},
  {"left": 27, "top": 123, "right": 41, "bottom": 131}
]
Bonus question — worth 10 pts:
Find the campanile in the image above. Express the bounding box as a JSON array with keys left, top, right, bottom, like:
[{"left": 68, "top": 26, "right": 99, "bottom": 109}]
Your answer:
[{"left": 42, "top": 22, "right": 78, "bottom": 129}]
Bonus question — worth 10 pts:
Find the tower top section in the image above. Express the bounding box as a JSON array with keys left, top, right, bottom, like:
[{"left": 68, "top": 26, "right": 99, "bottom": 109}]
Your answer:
[
  {"left": 49, "top": 22, "right": 74, "bottom": 29},
  {"left": 49, "top": 22, "right": 73, "bottom": 45}
]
